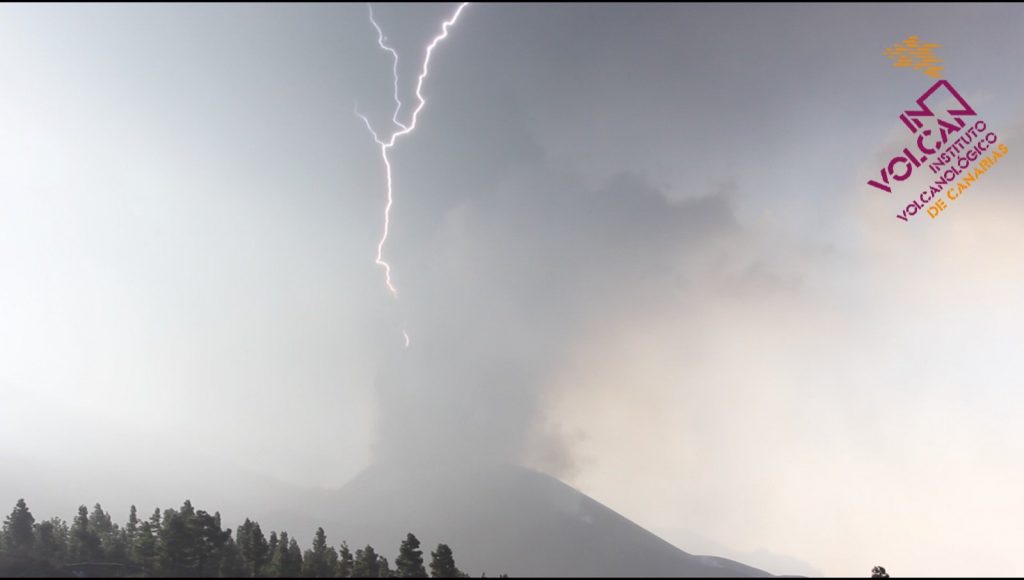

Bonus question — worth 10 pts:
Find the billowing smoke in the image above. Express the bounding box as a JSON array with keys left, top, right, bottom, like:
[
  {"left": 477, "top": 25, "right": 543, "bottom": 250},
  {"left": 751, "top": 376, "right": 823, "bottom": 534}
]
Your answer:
[{"left": 370, "top": 157, "right": 741, "bottom": 474}]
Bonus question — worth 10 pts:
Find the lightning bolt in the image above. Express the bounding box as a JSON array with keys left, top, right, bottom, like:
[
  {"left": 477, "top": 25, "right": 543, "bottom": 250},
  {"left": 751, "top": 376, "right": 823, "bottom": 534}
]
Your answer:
[
  {"left": 367, "top": 4, "right": 408, "bottom": 131},
  {"left": 356, "top": 2, "right": 470, "bottom": 346}
]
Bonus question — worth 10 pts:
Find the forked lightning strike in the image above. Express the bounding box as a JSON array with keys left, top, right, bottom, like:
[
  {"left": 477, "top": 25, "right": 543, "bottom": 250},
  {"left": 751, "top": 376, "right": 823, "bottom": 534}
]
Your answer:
[{"left": 356, "top": 2, "right": 470, "bottom": 346}]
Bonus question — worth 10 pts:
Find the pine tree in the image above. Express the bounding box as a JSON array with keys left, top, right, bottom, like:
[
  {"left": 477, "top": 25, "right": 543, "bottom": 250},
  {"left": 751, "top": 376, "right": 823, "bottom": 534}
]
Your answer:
[
  {"left": 134, "top": 518, "right": 157, "bottom": 571},
  {"left": 302, "top": 550, "right": 314, "bottom": 576},
  {"left": 337, "top": 541, "right": 354, "bottom": 578},
  {"left": 190, "top": 508, "right": 229, "bottom": 576},
  {"left": 125, "top": 505, "right": 139, "bottom": 555},
  {"left": 0, "top": 499, "right": 496, "bottom": 579},
  {"left": 287, "top": 537, "right": 304, "bottom": 577},
  {"left": 149, "top": 508, "right": 162, "bottom": 532},
  {"left": 51, "top": 517, "right": 70, "bottom": 562},
  {"left": 88, "top": 504, "right": 113, "bottom": 537},
  {"left": 302, "top": 527, "right": 333, "bottom": 577},
  {"left": 68, "top": 505, "right": 101, "bottom": 562},
  {"left": 325, "top": 545, "right": 340, "bottom": 578},
  {"left": 2, "top": 499, "right": 35, "bottom": 554},
  {"left": 236, "top": 519, "right": 254, "bottom": 576},
  {"left": 268, "top": 531, "right": 288, "bottom": 577},
  {"left": 237, "top": 518, "right": 270, "bottom": 577},
  {"left": 34, "top": 518, "right": 69, "bottom": 563},
  {"left": 268, "top": 531, "right": 279, "bottom": 561},
  {"left": 153, "top": 502, "right": 225, "bottom": 576},
  {"left": 270, "top": 531, "right": 302, "bottom": 578},
  {"left": 157, "top": 507, "right": 192, "bottom": 575},
  {"left": 180, "top": 499, "right": 195, "bottom": 519},
  {"left": 395, "top": 533, "right": 427, "bottom": 578},
  {"left": 220, "top": 534, "right": 246, "bottom": 577},
  {"left": 86, "top": 503, "right": 124, "bottom": 562},
  {"left": 106, "top": 528, "right": 129, "bottom": 563},
  {"left": 429, "top": 544, "right": 462, "bottom": 578},
  {"left": 252, "top": 521, "right": 270, "bottom": 577},
  {"left": 353, "top": 545, "right": 380, "bottom": 578},
  {"left": 32, "top": 520, "right": 57, "bottom": 561}
]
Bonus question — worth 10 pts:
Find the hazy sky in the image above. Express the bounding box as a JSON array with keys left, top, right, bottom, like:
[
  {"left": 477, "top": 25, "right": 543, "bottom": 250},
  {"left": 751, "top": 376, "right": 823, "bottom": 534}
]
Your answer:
[{"left": 2, "top": 3, "right": 1024, "bottom": 576}]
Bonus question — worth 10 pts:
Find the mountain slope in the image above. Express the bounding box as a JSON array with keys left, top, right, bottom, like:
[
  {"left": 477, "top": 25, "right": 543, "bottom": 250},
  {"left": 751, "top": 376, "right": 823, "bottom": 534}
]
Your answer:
[{"left": 276, "top": 462, "right": 770, "bottom": 577}]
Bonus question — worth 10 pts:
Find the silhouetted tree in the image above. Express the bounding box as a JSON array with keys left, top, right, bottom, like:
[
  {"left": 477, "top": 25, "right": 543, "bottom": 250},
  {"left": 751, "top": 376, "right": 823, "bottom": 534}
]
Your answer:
[
  {"left": 235, "top": 519, "right": 252, "bottom": 575},
  {"left": 134, "top": 513, "right": 158, "bottom": 570},
  {"left": 2, "top": 499, "right": 35, "bottom": 555},
  {"left": 268, "top": 531, "right": 288, "bottom": 577},
  {"left": 108, "top": 528, "right": 130, "bottom": 563},
  {"left": 149, "top": 507, "right": 162, "bottom": 532},
  {"left": 88, "top": 504, "right": 113, "bottom": 537},
  {"left": 33, "top": 517, "right": 68, "bottom": 563},
  {"left": 353, "top": 545, "right": 381, "bottom": 578},
  {"left": 269, "top": 531, "right": 303, "bottom": 577},
  {"left": 157, "top": 506, "right": 193, "bottom": 575},
  {"left": 237, "top": 518, "right": 270, "bottom": 577},
  {"left": 337, "top": 541, "right": 354, "bottom": 578},
  {"left": 125, "top": 505, "right": 139, "bottom": 553},
  {"left": 68, "top": 505, "right": 101, "bottom": 561},
  {"left": 872, "top": 565, "right": 889, "bottom": 578},
  {"left": 429, "top": 544, "right": 463, "bottom": 578},
  {"left": 0, "top": 500, "right": 480, "bottom": 580},
  {"left": 325, "top": 545, "right": 340, "bottom": 576},
  {"left": 302, "top": 527, "right": 335, "bottom": 577},
  {"left": 288, "top": 537, "right": 304, "bottom": 577},
  {"left": 266, "top": 531, "right": 283, "bottom": 577},
  {"left": 395, "top": 533, "right": 427, "bottom": 578},
  {"left": 268, "top": 531, "right": 279, "bottom": 562},
  {"left": 220, "top": 534, "right": 246, "bottom": 577},
  {"left": 191, "top": 508, "right": 230, "bottom": 576},
  {"left": 86, "top": 503, "right": 129, "bottom": 562}
]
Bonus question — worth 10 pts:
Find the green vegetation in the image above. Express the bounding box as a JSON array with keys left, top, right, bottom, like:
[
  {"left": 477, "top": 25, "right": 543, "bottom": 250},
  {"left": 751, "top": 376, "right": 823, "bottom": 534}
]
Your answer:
[{"left": 0, "top": 498, "right": 488, "bottom": 578}]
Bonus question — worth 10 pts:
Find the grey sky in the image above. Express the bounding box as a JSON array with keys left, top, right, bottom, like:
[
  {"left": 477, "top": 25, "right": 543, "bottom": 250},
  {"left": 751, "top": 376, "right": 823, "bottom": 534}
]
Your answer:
[{"left": 2, "top": 3, "right": 1024, "bottom": 576}]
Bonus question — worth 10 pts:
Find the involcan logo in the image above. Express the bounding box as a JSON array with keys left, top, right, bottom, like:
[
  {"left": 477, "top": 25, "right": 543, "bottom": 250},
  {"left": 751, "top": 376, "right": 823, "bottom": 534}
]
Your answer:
[{"left": 869, "top": 36, "right": 1009, "bottom": 222}]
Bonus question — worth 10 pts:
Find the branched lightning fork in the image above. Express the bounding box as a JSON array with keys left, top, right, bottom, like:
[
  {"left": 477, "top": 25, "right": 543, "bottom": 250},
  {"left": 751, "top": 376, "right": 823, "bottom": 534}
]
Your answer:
[
  {"left": 356, "top": 1, "right": 470, "bottom": 345},
  {"left": 367, "top": 4, "right": 408, "bottom": 131}
]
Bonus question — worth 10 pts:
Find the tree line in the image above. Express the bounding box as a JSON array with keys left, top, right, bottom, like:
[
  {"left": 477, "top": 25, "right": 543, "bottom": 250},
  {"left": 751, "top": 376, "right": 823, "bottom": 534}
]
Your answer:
[{"left": 0, "top": 498, "right": 497, "bottom": 578}]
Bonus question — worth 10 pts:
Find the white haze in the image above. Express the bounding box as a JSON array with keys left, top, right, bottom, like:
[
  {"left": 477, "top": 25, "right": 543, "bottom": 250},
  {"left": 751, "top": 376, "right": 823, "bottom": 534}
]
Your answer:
[{"left": 3, "top": 3, "right": 1024, "bottom": 576}]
